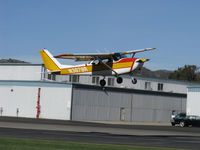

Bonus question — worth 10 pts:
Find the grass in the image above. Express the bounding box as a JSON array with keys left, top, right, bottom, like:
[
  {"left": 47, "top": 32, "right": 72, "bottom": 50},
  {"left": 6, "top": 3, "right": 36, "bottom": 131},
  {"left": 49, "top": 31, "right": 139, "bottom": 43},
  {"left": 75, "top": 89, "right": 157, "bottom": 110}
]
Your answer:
[{"left": 0, "top": 137, "right": 185, "bottom": 150}]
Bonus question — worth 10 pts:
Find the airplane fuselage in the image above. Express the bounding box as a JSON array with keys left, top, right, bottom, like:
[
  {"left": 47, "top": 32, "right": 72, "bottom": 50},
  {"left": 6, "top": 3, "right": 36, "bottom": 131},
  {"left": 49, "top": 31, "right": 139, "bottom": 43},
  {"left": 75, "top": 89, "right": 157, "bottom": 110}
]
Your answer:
[{"left": 59, "top": 58, "right": 143, "bottom": 76}]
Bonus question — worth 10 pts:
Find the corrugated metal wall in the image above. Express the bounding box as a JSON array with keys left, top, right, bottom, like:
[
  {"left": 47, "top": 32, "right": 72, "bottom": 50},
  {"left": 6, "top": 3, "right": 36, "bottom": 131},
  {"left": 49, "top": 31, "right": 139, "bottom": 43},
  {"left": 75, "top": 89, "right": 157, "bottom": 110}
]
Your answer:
[{"left": 72, "top": 84, "right": 186, "bottom": 123}]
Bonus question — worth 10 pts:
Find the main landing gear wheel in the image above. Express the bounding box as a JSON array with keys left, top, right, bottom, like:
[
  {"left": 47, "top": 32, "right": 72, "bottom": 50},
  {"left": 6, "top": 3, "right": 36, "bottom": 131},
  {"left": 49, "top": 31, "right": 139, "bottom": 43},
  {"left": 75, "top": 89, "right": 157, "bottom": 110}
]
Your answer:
[
  {"left": 116, "top": 77, "right": 123, "bottom": 84},
  {"left": 100, "top": 79, "right": 106, "bottom": 87},
  {"left": 131, "top": 78, "right": 137, "bottom": 84}
]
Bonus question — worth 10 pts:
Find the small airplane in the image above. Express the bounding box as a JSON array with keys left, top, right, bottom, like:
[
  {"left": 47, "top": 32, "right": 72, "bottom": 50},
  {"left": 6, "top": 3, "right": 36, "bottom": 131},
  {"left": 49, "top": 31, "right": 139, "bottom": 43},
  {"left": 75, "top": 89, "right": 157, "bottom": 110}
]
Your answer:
[{"left": 39, "top": 48, "right": 156, "bottom": 87}]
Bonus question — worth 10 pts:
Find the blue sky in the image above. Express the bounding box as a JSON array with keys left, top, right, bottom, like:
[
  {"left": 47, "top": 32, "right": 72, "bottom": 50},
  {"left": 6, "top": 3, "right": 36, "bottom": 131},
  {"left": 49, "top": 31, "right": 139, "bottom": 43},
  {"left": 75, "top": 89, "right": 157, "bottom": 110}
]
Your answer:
[{"left": 1, "top": 0, "right": 200, "bottom": 70}]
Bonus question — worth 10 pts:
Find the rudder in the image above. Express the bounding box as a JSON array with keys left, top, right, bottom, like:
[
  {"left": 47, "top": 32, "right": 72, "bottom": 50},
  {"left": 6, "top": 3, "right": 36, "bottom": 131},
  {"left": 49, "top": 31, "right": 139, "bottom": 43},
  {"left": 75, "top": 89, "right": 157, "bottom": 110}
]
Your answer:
[{"left": 39, "top": 49, "right": 61, "bottom": 72}]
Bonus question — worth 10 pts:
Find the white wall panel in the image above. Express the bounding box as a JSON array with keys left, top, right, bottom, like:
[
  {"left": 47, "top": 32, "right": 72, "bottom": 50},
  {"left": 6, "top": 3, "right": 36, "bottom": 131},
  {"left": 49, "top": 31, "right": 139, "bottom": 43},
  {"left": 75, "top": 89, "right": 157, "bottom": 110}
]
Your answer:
[
  {"left": 40, "top": 87, "right": 71, "bottom": 120},
  {"left": 0, "top": 65, "right": 43, "bottom": 81},
  {"left": 0, "top": 82, "right": 72, "bottom": 120},
  {"left": 187, "top": 90, "right": 200, "bottom": 116},
  {"left": 0, "top": 86, "right": 38, "bottom": 118}
]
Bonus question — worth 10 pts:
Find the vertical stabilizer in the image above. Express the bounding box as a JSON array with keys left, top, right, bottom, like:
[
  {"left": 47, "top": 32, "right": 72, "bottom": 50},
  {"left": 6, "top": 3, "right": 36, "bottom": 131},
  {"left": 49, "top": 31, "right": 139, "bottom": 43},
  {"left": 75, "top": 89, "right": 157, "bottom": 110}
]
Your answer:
[{"left": 39, "top": 49, "right": 62, "bottom": 72}]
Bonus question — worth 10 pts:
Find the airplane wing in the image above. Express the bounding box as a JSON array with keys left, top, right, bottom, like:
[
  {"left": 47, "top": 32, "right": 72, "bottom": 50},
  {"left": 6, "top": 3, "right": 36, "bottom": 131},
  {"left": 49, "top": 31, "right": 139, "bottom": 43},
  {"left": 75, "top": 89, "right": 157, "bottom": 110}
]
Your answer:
[
  {"left": 121, "top": 47, "right": 156, "bottom": 55},
  {"left": 54, "top": 48, "right": 156, "bottom": 61},
  {"left": 54, "top": 53, "right": 113, "bottom": 61}
]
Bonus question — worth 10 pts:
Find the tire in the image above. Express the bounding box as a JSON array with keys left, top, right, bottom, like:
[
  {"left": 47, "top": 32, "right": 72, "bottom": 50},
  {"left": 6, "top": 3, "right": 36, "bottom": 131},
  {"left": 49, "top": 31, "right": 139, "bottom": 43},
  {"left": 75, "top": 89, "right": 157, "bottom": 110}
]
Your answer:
[
  {"left": 171, "top": 122, "right": 175, "bottom": 126},
  {"left": 100, "top": 79, "right": 106, "bottom": 87},
  {"left": 132, "top": 78, "right": 137, "bottom": 84},
  {"left": 116, "top": 77, "right": 123, "bottom": 84},
  {"left": 180, "top": 121, "right": 185, "bottom": 127}
]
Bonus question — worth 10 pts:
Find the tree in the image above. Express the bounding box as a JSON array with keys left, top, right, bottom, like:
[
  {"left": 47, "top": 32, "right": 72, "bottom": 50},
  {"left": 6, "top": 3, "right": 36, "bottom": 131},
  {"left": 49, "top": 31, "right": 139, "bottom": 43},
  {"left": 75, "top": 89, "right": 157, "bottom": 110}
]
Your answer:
[{"left": 168, "top": 65, "right": 200, "bottom": 82}]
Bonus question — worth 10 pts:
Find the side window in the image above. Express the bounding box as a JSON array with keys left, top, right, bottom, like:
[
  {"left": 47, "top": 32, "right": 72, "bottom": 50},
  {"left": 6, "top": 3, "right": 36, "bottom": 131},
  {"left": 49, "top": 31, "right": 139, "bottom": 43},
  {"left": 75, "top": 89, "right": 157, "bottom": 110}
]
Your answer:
[
  {"left": 145, "top": 82, "right": 151, "bottom": 90},
  {"left": 157, "top": 83, "right": 163, "bottom": 91},
  {"left": 176, "top": 113, "right": 186, "bottom": 119},
  {"left": 108, "top": 78, "right": 114, "bottom": 86},
  {"left": 92, "top": 76, "right": 100, "bottom": 85},
  {"left": 69, "top": 75, "right": 79, "bottom": 83},
  {"left": 91, "top": 60, "right": 99, "bottom": 65},
  {"left": 48, "top": 74, "right": 56, "bottom": 81}
]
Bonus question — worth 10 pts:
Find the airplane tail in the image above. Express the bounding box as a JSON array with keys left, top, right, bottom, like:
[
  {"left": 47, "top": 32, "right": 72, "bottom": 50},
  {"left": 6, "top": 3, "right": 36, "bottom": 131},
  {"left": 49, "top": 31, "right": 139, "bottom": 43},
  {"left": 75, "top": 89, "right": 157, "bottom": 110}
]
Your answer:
[{"left": 39, "top": 49, "right": 62, "bottom": 72}]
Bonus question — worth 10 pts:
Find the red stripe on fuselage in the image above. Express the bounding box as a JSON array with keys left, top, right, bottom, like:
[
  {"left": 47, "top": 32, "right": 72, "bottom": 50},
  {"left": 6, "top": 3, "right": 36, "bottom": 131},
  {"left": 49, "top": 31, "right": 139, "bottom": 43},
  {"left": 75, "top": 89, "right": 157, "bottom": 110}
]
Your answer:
[
  {"left": 125, "top": 58, "right": 137, "bottom": 72},
  {"left": 115, "top": 58, "right": 137, "bottom": 63}
]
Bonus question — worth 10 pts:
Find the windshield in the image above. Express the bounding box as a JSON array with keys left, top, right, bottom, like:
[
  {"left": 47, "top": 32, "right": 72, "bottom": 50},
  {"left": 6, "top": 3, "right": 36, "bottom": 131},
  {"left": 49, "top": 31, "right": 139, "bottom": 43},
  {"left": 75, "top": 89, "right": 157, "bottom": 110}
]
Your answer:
[
  {"left": 113, "top": 53, "right": 127, "bottom": 61},
  {"left": 175, "top": 113, "right": 186, "bottom": 118},
  {"left": 121, "top": 54, "right": 127, "bottom": 58}
]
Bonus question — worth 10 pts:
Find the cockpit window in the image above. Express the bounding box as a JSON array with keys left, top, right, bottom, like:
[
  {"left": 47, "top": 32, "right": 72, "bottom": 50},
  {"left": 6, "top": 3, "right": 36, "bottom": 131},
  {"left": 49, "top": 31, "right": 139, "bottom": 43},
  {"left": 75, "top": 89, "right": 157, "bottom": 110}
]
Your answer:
[
  {"left": 121, "top": 54, "right": 127, "bottom": 58},
  {"left": 113, "top": 53, "right": 127, "bottom": 61}
]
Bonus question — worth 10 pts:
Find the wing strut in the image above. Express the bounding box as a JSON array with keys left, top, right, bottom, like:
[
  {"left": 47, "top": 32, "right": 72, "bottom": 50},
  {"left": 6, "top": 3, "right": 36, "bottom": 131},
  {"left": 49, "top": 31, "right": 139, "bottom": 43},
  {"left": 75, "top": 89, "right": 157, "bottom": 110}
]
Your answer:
[
  {"left": 132, "top": 53, "right": 136, "bottom": 58},
  {"left": 96, "top": 57, "right": 119, "bottom": 77}
]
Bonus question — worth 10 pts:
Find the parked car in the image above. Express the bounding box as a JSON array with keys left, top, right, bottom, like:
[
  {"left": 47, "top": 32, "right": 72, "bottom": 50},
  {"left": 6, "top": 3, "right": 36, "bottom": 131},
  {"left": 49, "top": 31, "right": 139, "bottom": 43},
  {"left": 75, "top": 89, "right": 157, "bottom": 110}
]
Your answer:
[
  {"left": 170, "top": 113, "right": 186, "bottom": 127},
  {"left": 171, "top": 113, "right": 200, "bottom": 127},
  {"left": 182, "top": 115, "right": 200, "bottom": 127}
]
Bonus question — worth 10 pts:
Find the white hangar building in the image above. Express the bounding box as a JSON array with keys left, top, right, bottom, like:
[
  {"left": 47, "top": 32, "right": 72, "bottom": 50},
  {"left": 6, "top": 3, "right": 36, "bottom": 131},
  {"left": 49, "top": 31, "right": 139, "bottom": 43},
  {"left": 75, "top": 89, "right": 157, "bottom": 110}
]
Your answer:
[
  {"left": 56, "top": 74, "right": 198, "bottom": 94},
  {"left": 0, "top": 63, "right": 197, "bottom": 95},
  {"left": 187, "top": 86, "right": 200, "bottom": 116},
  {"left": 0, "top": 63, "right": 199, "bottom": 123},
  {"left": 0, "top": 80, "right": 186, "bottom": 123}
]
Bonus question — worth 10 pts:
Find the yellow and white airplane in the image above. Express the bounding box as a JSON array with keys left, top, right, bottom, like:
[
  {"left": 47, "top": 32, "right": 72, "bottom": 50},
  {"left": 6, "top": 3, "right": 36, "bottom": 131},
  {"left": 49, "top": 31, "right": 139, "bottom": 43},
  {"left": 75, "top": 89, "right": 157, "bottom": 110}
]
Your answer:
[{"left": 40, "top": 48, "right": 156, "bottom": 86}]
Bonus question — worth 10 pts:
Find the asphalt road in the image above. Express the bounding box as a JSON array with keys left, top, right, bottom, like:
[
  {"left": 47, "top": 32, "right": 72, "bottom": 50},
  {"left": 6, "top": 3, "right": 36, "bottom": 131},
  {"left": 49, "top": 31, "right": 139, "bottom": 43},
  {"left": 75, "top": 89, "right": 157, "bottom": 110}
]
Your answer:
[{"left": 0, "top": 117, "right": 200, "bottom": 149}]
